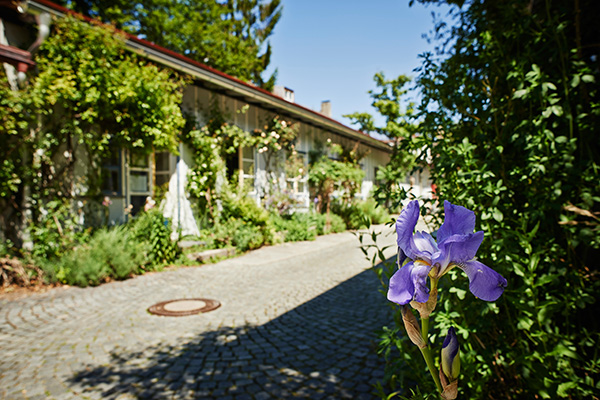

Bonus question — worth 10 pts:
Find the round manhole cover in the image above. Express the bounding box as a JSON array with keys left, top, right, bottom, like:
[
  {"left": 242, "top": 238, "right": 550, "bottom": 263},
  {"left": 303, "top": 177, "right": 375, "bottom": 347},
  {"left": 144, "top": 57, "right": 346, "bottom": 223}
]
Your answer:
[{"left": 148, "top": 298, "right": 221, "bottom": 316}]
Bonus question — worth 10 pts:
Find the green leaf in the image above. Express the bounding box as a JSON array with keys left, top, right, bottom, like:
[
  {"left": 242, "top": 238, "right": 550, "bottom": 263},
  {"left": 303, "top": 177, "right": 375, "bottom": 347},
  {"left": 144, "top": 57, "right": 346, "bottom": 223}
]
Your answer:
[
  {"left": 555, "top": 136, "right": 567, "bottom": 143},
  {"left": 557, "top": 382, "right": 577, "bottom": 397},
  {"left": 550, "top": 343, "right": 578, "bottom": 359},
  {"left": 517, "top": 317, "right": 534, "bottom": 330},
  {"left": 513, "top": 263, "right": 526, "bottom": 277},
  {"left": 492, "top": 208, "right": 503, "bottom": 222},
  {"left": 570, "top": 74, "right": 581, "bottom": 87},
  {"left": 513, "top": 89, "right": 528, "bottom": 99},
  {"left": 581, "top": 74, "right": 595, "bottom": 83},
  {"left": 449, "top": 287, "right": 467, "bottom": 300},
  {"left": 551, "top": 105, "right": 563, "bottom": 117}
]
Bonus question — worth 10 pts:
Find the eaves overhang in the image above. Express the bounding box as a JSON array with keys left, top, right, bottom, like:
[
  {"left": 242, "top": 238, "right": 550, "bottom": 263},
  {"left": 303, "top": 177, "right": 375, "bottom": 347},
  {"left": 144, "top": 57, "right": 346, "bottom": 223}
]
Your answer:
[
  {"left": 0, "top": 43, "right": 34, "bottom": 71},
  {"left": 28, "top": 0, "right": 392, "bottom": 153}
]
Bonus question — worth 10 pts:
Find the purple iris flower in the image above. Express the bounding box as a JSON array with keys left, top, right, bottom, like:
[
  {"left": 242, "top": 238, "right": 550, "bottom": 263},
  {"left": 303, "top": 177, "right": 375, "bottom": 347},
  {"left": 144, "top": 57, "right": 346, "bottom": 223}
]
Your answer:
[{"left": 387, "top": 200, "right": 507, "bottom": 305}]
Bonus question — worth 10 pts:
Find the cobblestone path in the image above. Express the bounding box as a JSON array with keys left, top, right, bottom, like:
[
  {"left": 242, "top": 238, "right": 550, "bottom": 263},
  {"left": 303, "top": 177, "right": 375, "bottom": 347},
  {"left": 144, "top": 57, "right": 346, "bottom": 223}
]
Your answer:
[{"left": 0, "top": 226, "right": 397, "bottom": 400}]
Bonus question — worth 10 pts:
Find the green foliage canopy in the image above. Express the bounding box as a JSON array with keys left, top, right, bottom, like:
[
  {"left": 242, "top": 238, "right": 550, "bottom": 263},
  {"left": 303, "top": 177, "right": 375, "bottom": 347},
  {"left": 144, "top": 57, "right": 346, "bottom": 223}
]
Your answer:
[
  {"left": 32, "top": 15, "right": 185, "bottom": 158},
  {"left": 345, "top": 73, "right": 420, "bottom": 209},
  {"left": 378, "top": 0, "right": 600, "bottom": 398},
  {"left": 309, "top": 142, "right": 366, "bottom": 214},
  {"left": 61, "top": 0, "right": 282, "bottom": 89}
]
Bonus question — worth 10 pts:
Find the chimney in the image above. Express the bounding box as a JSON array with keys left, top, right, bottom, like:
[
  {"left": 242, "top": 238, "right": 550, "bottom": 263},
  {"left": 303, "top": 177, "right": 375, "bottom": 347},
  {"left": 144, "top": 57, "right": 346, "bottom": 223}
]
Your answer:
[
  {"left": 273, "top": 85, "right": 295, "bottom": 103},
  {"left": 320, "top": 100, "right": 331, "bottom": 117}
]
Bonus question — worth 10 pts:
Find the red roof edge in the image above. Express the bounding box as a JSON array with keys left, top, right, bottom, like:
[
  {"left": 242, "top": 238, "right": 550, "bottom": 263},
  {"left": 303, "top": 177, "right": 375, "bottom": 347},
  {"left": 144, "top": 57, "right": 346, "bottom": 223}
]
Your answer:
[
  {"left": 0, "top": 43, "right": 35, "bottom": 71},
  {"left": 32, "top": 0, "right": 388, "bottom": 148}
]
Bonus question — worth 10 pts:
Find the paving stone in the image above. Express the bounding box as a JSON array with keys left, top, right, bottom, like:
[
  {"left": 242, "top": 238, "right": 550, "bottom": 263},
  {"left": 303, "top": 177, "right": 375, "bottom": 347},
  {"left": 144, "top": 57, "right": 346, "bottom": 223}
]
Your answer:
[
  {"left": 253, "top": 392, "right": 272, "bottom": 400},
  {"left": 0, "top": 226, "right": 396, "bottom": 400}
]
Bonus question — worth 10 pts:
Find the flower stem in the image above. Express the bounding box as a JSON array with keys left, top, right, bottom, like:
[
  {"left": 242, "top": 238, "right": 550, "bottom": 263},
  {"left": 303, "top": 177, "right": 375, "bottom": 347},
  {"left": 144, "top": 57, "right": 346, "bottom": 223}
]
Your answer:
[{"left": 420, "top": 317, "right": 443, "bottom": 394}]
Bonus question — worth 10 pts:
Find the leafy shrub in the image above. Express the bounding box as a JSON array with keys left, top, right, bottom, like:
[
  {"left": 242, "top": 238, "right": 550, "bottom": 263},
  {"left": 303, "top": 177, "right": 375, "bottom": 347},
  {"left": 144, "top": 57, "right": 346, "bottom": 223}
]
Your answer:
[
  {"left": 31, "top": 200, "right": 91, "bottom": 260},
  {"left": 305, "top": 212, "right": 346, "bottom": 236},
  {"left": 221, "top": 190, "right": 270, "bottom": 228},
  {"left": 332, "top": 198, "right": 390, "bottom": 229},
  {"left": 42, "top": 226, "right": 147, "bottom": 287},
  {"left": 218, "top": 188, "right": 274, "bottom": 249},
  {"left": 270, "top": 213, "right": 317, "bottom": 242},
  {"left": 270, "top": 211, "right": 347, "bottom": 242},
  {"left": 210, "top": 218, "right": 266, "bottom": 252},
  {"left": 130, "top": 209, "right": 178, "bottom": 267},
  {"left": 322, "top": 213, "right": 347, "bottom": 234},
  {"left": 232, "top": 222, "right": 265, "bottom": 251}
]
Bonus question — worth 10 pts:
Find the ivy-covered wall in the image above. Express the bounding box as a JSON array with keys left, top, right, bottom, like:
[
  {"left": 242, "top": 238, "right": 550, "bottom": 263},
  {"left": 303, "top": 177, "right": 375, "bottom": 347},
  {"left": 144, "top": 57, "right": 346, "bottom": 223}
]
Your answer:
[
  {"left": 181, "top": 84, "right": 391, "bottom": 205},
  {"left": 0, "top": 13, "right": 186, "bottom": 246}
]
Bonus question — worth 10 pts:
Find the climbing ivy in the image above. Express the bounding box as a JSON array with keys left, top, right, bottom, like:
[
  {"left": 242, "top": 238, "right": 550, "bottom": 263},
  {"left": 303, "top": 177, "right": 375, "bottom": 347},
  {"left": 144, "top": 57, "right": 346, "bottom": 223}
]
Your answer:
[
  {"left": 184, "top": 102, "right": 299, "bottom": 223},
  {"left": 0, "top": 14, "right": 186, "bottom": 248}
]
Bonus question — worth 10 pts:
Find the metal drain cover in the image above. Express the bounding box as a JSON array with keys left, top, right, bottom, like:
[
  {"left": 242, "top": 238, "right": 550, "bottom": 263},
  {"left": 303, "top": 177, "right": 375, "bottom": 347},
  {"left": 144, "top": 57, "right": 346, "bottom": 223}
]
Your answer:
[{"left": 148, "top": 298, "right": 221, "bottom": 316}]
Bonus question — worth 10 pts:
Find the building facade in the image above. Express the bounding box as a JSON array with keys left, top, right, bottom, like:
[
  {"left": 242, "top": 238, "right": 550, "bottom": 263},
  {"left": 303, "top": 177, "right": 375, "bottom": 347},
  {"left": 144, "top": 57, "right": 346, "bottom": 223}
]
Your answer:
[{"left": 3, "top": 0, "right": 395, "bottom": 238}]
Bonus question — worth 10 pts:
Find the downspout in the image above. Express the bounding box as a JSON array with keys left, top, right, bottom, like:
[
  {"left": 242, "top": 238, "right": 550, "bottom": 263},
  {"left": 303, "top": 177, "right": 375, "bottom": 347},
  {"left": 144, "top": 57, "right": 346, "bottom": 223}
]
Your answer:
[
  {"left": 177, "top": 143, "right": 182, "bottom": 239},
  {"left": 124, "top": 150, "right": 129, "bottom": 222}
]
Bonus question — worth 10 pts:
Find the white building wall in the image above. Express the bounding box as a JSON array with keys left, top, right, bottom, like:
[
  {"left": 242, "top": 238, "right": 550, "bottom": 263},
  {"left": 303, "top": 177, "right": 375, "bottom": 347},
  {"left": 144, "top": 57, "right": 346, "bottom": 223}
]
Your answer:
[{"left": 168, "top": 84, "right": 392, "bottom": 222}]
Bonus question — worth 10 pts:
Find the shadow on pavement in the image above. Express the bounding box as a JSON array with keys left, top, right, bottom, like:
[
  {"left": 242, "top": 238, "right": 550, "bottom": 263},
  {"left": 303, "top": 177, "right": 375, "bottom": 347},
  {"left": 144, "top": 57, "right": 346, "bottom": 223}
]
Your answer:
[{"left": 68, "top": 264, "right": 394, "bottom": 399}]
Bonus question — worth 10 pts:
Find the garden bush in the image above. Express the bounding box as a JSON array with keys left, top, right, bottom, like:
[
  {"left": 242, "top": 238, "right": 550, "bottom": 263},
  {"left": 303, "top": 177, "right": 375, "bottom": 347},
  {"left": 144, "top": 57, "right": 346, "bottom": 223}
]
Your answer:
[
  {"left": 41, "top": 226, "right": 147, "bottom": 287},
  {"left": 332, "top": 198, "right": 390, "bottom": 229},
  {"left": 219, "top": 188, "right": 274, "bottom": 249},
  {"left": 270, "top": 213, "right": 317, "bottom": 242},
  {"left": 323, "top": 213, "right": 347, "bottom": 234},
  {"left": 31, "top": 200, "right": 91, "bottom": 261},
  {"left": 232, "top": 222, "right": 266, "bottom": 251},
  {"left": 269, "top": 211, "right": 347, "bottom": 242},
  {"left": 310, "top": 212, "right": 346, "bottom": 235},
  {"left": 130, "top": 209, "right": 179, "bottom": 267},
  {"left": 365, "top": 1, "right": 600, "bottom": 398},
  {"left": 209, "top": 218, "right": 267, "bottom": 252}
]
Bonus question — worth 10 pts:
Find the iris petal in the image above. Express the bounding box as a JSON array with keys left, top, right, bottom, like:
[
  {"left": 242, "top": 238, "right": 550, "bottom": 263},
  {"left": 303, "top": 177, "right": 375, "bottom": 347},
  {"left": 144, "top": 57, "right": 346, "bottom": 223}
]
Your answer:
[
  {"left": 460, "top": 260, "right": 507, "bottom": 301},
  {"left": 388, "top": 260, "right": 433, "bottom": 305},
  {"left": 413, "top": 231, "right": 438, "bottom": 257},
  {"left": 388, "top": 261, "right": 416, "bottom": 305},
  {"left": 395, "top": 200, "right": 421, "bottom": 260},
  {"left": 411, "top": 261, "right": 433, "bottom": 303},
  {"left": 435, "top": 231, "right": 484, "bottom": 273},
  {"left": 437, "top": 201, "right": 476, "bottom": 243}
]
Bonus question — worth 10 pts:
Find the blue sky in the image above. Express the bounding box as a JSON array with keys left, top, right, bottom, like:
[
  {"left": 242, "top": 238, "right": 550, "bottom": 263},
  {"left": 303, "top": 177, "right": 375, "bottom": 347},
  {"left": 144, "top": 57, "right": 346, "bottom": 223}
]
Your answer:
[{"left": 264, "top": 0, "right": 447, "bottom": 130}]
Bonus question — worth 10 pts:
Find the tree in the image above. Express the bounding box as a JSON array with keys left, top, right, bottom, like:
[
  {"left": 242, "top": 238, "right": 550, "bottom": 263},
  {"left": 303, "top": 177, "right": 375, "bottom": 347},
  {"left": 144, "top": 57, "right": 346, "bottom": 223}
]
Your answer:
[
  {"left": 308, "top": 142, "right": 365, "bottom": 215},
  {"left": 380, "top": 0, "right": 600, "bottom": 398},
  {"left": 345, "top": 73, "right": 420, "bottom": 209},
  {"left": 60, "top": 0, "right": 282, "bottom": 89}
]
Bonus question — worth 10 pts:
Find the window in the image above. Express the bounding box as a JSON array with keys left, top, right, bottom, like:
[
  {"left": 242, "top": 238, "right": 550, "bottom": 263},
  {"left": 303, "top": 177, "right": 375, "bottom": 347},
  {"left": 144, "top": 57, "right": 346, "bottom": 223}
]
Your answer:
[
  {"left": 129, "top": 151, "right": 152, "bottom": 215},
  {"left": 101, "top": 146, "right": 122, "bottom": 196},
  {"left": 241, "top": 146, "right": 255, "bottom": 191},
  {"left": 155, "top": 151, "right": 171, "bottom": 188}
]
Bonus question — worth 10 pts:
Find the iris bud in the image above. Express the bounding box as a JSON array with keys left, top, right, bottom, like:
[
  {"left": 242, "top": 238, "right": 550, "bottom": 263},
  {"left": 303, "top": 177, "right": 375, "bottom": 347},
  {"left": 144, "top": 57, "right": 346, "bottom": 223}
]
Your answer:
[{"left": 441, "top": 327, "right": 460, "bottom": 381}]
